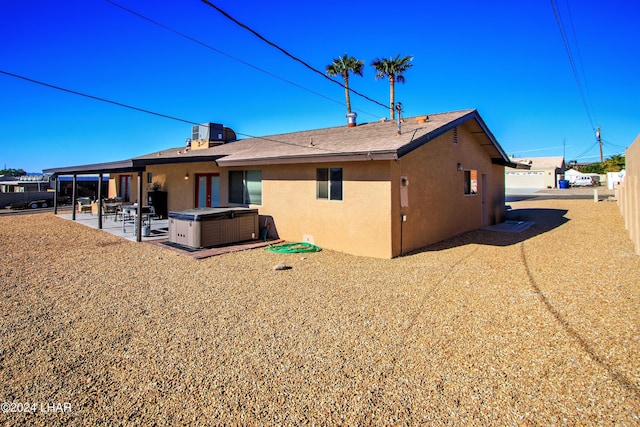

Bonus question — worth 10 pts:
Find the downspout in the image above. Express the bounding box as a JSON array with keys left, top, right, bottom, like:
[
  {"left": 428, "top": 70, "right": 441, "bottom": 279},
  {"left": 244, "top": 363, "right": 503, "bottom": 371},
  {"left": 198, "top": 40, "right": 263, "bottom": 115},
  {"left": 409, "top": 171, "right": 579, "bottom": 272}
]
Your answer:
[{"left": 400, "top": 213, "right": 403, "bottom": 256}]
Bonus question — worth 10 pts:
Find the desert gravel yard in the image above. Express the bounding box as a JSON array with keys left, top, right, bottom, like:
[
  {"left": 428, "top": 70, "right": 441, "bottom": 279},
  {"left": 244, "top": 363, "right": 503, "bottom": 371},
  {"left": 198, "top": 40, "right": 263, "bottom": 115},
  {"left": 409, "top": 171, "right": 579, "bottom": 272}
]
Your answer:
[{"left": 1, "top": 199, "right": 638, "bottom": 425}]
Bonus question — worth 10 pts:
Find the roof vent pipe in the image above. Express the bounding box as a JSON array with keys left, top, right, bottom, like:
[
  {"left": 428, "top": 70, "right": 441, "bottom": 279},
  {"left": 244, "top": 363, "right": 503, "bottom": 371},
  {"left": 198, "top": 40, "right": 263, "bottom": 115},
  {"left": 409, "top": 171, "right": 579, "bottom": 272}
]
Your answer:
[{"left": 346, "top": 112, "right": 357, "bottom": 127}]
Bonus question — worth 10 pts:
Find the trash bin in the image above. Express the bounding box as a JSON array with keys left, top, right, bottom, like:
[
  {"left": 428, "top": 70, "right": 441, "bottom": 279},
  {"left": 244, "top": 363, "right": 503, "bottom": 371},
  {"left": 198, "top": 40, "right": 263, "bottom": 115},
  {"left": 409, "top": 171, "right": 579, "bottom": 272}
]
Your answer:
[
  {"left": 559, "top": 180, "right": 569, "bottom": 189},
  {"left": 142, "top": 225, "right": 150, "bottom": 237}
]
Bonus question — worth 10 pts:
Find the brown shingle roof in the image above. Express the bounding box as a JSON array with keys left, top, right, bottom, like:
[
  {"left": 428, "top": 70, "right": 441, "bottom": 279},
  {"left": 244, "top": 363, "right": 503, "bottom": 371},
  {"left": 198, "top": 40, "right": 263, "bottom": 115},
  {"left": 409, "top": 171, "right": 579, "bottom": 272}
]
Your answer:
[
  {"left": 135, "top": 109, "right": 511, "bottom": 167},
  {"left": 45, "top": 109, "right": 513, "bottom": 175}
]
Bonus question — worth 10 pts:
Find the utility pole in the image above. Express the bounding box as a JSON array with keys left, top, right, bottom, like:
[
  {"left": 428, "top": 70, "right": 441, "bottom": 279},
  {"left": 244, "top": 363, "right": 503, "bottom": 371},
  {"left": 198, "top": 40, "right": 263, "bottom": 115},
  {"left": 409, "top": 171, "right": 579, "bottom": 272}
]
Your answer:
[{"left": 597, "top": 126, "right": 603, "bottom": 163}]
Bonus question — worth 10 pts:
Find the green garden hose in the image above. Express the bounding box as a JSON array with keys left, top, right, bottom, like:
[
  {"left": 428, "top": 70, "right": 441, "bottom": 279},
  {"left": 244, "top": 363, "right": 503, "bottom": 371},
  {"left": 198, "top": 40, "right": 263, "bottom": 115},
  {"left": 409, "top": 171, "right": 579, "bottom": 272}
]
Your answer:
[
  {"left": 262, "top": 217, "right": 321, "bottom": 253},
  {"left": 264, "top": 241, "right": 322, "bottom": 253}
]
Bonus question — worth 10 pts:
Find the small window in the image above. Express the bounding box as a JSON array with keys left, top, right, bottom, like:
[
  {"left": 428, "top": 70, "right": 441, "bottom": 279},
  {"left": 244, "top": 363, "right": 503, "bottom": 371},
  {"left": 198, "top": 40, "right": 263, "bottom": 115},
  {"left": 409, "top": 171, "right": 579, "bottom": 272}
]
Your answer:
[
  {"left": 147, "top": 172, "right": 153, "bottom": 184},
  {"left": 317, "top": 167, "right": 343, "bottom": 200},
  {"left": 464, "top": 170, "right": 478, "bottom": 195},
  {"left": 229, "top": 170, "right": 262, "bottom": 204}
]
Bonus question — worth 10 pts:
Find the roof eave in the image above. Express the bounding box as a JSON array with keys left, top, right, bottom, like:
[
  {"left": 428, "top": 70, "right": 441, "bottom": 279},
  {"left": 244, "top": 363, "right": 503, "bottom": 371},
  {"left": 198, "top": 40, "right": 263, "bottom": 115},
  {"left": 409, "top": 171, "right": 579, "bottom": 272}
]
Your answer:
[
  {"left": 493, "top": 158, "right": 526, "bottom": 168},
  {"left": 43, "top": 160, "right": 142, "bottom": 176},
  {"left": 397, "top": 110, "right": 511, "bottom": 166},
  {"left": 217, "top": 151, "right": 398, "bottom": 167},
  {"left": 134, "top": 154, "right": 226, "bottom": 166}
]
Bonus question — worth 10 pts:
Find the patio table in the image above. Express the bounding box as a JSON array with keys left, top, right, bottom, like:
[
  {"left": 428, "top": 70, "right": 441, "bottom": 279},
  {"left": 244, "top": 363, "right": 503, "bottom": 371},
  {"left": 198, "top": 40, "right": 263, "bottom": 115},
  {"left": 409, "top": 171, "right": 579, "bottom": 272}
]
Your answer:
[{"left": 121, "top": 205, "right": 155, "bottom": 234}]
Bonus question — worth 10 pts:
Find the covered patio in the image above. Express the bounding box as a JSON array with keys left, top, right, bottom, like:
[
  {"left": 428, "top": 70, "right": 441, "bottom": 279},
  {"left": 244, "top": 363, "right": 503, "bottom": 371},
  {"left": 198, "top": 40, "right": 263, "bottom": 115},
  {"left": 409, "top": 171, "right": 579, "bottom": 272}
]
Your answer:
[
  {"left": 56, "top": 210, "right": 169, "bottom": 243},
  {"left": 43, "top": 151, "right": 225, "bottom": 243},
  {"left": 56, "top": 209, "right": 281, "bottom": 259}
]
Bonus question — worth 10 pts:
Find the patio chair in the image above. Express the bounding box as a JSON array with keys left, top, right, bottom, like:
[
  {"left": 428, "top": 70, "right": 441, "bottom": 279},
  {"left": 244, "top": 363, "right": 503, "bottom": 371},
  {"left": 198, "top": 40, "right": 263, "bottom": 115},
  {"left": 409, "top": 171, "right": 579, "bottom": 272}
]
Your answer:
[
  {"left": 76, "top": 197, "right": 92, "bottom": 214},
  {"left": 101, "top": 199, "right": 119, "bottom": 220}
]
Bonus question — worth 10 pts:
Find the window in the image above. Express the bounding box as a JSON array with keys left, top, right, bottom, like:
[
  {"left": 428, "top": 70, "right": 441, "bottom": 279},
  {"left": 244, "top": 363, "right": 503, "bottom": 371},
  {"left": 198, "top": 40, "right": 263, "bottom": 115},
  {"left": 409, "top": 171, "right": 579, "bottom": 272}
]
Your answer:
[
  {"left": 147, "top": 172, "right": 153, "bottom": 184},
  {"left": 229, "top": 170, "right": 262, "bottom": 205},
  {"left": 317, "top": 168, "right": 342, "bottom": 200},
  {"left": 464, "top": 170, "right": 478, "bottom": 195}
]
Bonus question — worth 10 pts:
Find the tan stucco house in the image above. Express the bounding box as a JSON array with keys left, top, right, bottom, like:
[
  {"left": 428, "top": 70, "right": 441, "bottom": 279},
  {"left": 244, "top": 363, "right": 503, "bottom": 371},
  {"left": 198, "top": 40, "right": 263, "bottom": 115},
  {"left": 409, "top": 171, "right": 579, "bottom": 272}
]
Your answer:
[{"left": 45, "top": 109, "right": 515, "bottom": 258}]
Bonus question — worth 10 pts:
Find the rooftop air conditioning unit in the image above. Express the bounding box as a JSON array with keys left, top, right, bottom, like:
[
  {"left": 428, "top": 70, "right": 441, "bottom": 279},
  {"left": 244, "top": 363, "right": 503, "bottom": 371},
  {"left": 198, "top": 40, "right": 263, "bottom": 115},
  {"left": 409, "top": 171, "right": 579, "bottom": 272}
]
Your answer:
[{"left": 192, "top": 123, "right": 224, "bottom": 141}]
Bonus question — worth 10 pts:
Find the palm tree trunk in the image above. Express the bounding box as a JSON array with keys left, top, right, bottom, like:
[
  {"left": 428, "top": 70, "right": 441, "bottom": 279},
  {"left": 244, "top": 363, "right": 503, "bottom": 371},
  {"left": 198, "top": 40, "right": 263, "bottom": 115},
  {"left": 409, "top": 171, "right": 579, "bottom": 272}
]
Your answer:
[
  {"left": 344, "top": 73, "right": 351, "bottom": 114},
  {"left": 389, "top": 75, "right": 395, "bottom": 120}
]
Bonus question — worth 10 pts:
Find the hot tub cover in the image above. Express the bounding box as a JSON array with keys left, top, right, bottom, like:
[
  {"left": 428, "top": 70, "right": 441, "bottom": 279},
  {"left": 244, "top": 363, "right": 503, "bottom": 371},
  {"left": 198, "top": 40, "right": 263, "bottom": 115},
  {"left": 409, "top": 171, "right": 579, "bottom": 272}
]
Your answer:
[{"left": 168, "top": 207, "right": 258, "bottom": 221}]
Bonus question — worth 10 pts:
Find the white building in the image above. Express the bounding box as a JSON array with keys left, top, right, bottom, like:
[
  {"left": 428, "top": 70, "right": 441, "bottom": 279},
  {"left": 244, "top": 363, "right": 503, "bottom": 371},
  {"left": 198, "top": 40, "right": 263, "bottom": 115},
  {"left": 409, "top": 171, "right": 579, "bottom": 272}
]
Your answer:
[{"left": 506, "top": 156, "right": 565, "bottom": 189}]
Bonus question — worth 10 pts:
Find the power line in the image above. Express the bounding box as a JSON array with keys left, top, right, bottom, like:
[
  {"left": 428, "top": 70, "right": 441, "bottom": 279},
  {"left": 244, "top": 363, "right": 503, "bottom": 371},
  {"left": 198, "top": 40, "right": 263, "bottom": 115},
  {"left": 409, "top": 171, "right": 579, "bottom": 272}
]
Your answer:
[
  {"left": 549, "top": 0, "right": 597, "bottom": 133},
  {"left": 199, "top": 0, "right": 390, "bottom": 111},
  {"left": 0, "top": 69, "right": 201, "bottom": 125},
  {"left": 105, "top": 0, "right": 379, "bottom": 119},
  {"left": 0, "top": 69, "right": 353, "bottom": 154},
  {"left": 510, "top": 145, "right": 570, "bottom": 154},
  {"left": 602, "top": 138, "right": 628, "bottom": 151},
  {"left": 564, "top": 0, "right": 598, "bottom": 126},
  {"left": 570, "top": 140, "right": 599, "bottom": 161}
]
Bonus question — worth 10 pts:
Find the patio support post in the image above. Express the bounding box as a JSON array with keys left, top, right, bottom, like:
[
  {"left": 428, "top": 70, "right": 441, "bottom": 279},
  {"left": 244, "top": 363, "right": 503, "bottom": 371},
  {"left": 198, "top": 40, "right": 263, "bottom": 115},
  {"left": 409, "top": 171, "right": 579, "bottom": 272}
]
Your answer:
[
  {"left": 136, "top": 170, "right": 142, "bottom": 242},
  {"left": 53, "top": 175, "right": 58, "bottom": 215},
  {"left": 97, "top": 173, "right": 103, "bottom": 230},
  {"left": 71, "top": 174, "right": 77, "bottom": 221}
]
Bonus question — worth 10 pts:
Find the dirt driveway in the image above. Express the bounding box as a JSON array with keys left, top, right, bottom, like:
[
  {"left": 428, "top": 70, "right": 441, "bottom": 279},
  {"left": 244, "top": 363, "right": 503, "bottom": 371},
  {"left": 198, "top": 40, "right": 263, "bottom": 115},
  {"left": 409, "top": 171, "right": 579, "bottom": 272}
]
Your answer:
[{"left": 1, "top": 199, "right": 638, "bottom": 425}]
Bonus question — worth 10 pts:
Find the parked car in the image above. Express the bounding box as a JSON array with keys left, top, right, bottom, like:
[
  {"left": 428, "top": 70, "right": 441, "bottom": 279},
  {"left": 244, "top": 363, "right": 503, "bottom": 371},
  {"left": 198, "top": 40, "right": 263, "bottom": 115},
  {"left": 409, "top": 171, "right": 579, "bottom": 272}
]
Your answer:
[
  {"left": 572, "top": 175, "right": 600, "bottom": 187},
  {"left": 8, "top": 199, "right": 51, "bottom": 210}
]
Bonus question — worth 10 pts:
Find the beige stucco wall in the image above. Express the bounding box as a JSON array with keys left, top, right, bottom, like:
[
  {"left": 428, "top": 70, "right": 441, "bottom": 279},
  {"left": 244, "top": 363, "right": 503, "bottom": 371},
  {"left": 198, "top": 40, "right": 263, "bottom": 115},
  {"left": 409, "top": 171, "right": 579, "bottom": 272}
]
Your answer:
[
  {"left": 390, "top": 123, "right": 505, "bottom": 256},
  {"left": 257, "top": 123, "right": 504, "bottom": 258},
  {"left": 112, "top": 161, "right": 222, "bottom": 212},
  {"left": 146, "top": 162, "right": 223, "bottom": 211},
  {"left": 258, "top": 162, "right": 393, "bottom": 259},
  {"left": 617, "top": 134, "right": 640, "bottom": 255},
  {"left": 122, "top": 161, "right": 394, "bottom": 258}
]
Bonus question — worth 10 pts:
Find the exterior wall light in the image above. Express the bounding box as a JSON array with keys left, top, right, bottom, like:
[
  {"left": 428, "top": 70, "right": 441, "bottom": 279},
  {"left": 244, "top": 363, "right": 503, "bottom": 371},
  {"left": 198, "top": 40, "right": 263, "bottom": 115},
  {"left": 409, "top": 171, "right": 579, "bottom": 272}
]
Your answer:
[
  {"left": 457, "top": 163, "right": 463, "bottom": 171},
  {"left": 184, "top": 173, "right": 189, "bottom": 181}
]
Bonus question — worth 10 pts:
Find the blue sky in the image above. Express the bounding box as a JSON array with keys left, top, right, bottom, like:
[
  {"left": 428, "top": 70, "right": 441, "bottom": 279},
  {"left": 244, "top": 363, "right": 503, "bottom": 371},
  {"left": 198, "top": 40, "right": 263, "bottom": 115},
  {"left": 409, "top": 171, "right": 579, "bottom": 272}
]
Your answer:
[{"left": 1, "top": 0, "right": 638, "bottom": 173}]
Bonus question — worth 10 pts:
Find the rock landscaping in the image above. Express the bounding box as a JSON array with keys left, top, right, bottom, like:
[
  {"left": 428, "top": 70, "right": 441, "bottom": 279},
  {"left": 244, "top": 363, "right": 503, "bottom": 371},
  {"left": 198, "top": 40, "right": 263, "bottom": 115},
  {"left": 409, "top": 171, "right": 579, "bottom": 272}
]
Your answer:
[{"left": 0, "top": 199, "right": 638, "bottom": 425}]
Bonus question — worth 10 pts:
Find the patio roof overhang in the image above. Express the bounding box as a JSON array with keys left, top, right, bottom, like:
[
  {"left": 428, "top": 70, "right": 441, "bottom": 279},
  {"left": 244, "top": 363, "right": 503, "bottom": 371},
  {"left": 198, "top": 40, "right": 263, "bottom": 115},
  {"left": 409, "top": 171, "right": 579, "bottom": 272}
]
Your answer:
[
  {"left": 43, "top": 154, "right": 226, "bottom": 177},
  {"left": 43, "top": 160, "right": 144, "bottom": 177}
]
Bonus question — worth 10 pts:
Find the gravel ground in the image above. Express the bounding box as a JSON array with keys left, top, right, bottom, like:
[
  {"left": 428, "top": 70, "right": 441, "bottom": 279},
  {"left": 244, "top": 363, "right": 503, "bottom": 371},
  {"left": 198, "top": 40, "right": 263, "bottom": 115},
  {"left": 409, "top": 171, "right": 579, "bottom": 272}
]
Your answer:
[{"left": 1, "top": 199, "right": 638, "bottom": 426}]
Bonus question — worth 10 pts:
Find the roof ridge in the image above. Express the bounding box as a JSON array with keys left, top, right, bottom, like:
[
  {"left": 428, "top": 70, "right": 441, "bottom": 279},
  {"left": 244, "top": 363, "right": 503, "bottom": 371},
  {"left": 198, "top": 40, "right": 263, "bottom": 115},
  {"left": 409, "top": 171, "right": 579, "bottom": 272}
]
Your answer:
[{"left": 240, "top": 108, "right": 478, "bottom": 141}]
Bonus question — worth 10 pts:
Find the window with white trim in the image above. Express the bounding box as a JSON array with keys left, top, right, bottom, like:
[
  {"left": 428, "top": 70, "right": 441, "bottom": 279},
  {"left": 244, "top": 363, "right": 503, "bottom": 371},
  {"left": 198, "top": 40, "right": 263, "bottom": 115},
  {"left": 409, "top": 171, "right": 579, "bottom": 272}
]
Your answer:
[
  {"left": 229, "top": 170, "right": 262, "bottom": 204},
  {"left": 316, "top": 168, "right": 342, "bottom": 200}
]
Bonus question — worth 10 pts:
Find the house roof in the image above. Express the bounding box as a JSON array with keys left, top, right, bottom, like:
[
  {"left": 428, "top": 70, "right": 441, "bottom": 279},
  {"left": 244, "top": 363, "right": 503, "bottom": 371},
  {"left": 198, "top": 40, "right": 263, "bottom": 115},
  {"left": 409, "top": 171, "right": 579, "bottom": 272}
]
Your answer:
[
  {"left": 44, "top": 109, "right": 515, "bottom": 175},
  {"left": 137, "top": 109, "right": 514, "bottom": 167}
]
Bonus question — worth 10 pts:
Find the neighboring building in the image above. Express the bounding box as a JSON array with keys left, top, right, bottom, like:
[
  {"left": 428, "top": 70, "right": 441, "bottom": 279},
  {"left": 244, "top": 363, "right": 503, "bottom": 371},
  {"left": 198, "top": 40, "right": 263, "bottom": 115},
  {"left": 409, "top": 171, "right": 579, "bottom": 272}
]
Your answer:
[
  {"left": 607, "top": 170, "right": 625, "bottom": 189},
  {"left": 45, "top": 109, "right": 515, "bottom": 258},
  {"left": 0, "top": 175, "right": 52, "bottom": 193},
  {"left": 506, "top": 156, "right": 565, "bottom": 189}
]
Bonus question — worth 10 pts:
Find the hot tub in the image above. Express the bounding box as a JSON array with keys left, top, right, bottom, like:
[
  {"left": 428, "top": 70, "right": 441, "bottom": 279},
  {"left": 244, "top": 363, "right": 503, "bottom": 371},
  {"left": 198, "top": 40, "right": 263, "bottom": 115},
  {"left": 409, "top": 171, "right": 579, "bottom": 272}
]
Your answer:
[{"left": 168, "top": 207, "right": 259, "bottom": 248}]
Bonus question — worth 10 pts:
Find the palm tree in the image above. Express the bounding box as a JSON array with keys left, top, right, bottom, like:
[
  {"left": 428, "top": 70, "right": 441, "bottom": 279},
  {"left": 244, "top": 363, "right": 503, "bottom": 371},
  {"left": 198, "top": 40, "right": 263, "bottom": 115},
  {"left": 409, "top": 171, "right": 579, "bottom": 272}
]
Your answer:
[
  {"left": 326, "top": 54, "right": 364, "bottom": 115},
  {"left": 603, "top": 154, "right": 625, "bottom": 172},
  {"left": 371, "top": 54, "right": 413, "bottom": 120}
]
